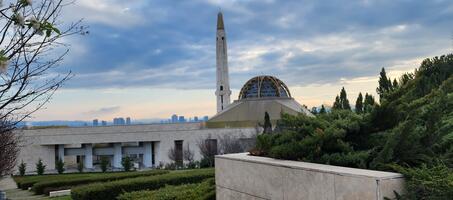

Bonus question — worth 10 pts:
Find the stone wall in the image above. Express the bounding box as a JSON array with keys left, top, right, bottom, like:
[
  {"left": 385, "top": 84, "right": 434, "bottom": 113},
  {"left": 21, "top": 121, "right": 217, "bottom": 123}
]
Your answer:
[{"left": 216, "top": 153, "right": 405, "bottom": 200}]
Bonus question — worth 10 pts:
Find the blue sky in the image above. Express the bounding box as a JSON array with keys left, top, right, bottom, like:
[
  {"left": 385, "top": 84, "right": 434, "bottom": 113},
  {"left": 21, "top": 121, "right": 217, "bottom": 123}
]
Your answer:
[{"left": 33, "top": 0, "right": 453, "bottom": 121}]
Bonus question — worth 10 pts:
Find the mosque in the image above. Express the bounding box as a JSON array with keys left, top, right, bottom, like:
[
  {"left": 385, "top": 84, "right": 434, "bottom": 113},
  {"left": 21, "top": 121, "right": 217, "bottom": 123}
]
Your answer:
[{"left": 14, "top": 12, "right": 311, "bottom": 173}]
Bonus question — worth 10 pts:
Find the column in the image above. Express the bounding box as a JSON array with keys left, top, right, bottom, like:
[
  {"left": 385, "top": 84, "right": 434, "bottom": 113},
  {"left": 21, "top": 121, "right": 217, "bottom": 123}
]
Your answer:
[
  {"left": 143, "top": 142, "right": 152, "bottom": 168},
  {"left": 153, "top": 141, "right": 160, "bottom": 167},
  {"left": 58, "top": 144, "right": 65, "bottom": 162},
  {"left": 113, "top": 143, "right": 122, "bottom": 168},
  {"left": 84, "top": 144, "right": 93, "bottom": 169}
]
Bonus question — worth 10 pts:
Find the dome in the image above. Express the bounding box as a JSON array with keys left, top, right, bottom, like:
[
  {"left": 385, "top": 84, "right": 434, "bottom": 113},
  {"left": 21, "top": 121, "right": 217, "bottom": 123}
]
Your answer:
[{"left": 238, "top": 76, "right": 291, "bottom": 100}]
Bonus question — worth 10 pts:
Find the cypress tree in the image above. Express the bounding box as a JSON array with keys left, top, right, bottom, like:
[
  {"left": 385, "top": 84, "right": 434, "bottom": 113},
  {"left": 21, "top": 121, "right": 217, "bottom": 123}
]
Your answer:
[
  {"left": 340, "top": 87, "right": 351, "bottom": 110},
  {"left": 355, "top": 92, "right": 363, "bottom": 113},
  {"left": 333, "top": 95, "right": 341, "bottom": 110},
  {"left": 377, "top": 67, "right": 392, "bottom": 100},
  {"left": 392, "top": 78, "right": 398, "bottom": 89},
  {"left": 319, "top": 105, "right": 326, "bottom": 114},
  {"left": 263, "top": 112, "right": 272, "bottom": 134},
  {"left": 363, "top": 93, "right": 376, "bottom": 113}
]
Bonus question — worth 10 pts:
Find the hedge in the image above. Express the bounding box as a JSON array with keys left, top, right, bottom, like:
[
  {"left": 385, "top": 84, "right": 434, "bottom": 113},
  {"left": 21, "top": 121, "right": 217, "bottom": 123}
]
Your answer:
[
  {"left": 15, "top": 173, "right": 95, "bottom": 190},
  {"left": 31, "top": 170, "right": 169, "bottom": 195},
  {"left": 71, "top": 168, "right": 214, "bottom": 200},
  {"left": 117, "top": 178, "right": 215, "bottom": 200}
]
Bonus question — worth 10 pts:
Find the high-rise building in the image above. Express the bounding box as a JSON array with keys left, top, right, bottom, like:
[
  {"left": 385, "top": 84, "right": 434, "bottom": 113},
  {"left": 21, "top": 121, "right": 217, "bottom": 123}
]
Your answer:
[
  {"left": 194, "top": 116, "right": 199, "bottom": 122},
  {"left": 101, "top": 120, "right": 107, "bottom": 126},
  {"left": 93, "top": 119, "right": 99, "bottom": 126},
  {"left": 126, "top": 117, "right": 131, "bottom": 125},
  {"left": 113, "top": 117, "right": 126, "bottom": 125},
  {"left": 171, "top": 114, "right": 178, "bottom": 123},
  {"left": 215, "top": 12, "right": 232, "bottom": 113},
  {"left": 178, "top": 116, "right": 185, "bottom": 123},
  {"left": 203, "top": 116, "right": 209, "bottom": 121}
]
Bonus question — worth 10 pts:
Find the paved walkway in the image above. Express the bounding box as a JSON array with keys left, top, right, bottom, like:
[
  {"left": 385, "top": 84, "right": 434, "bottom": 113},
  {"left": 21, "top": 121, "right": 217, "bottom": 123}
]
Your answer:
[
  {"left": 3, "top": 188, "right": 49, "bottom": 200},
  {"left": 0, "top": 176, "right": 16, "bottom": 190}
]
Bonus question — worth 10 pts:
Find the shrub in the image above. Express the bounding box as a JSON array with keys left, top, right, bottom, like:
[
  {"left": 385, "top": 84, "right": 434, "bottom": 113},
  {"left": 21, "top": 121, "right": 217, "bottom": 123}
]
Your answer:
[
  {"left": 100, "top": 157, "right": 109, "bottom": 172},
  {"left": 56, "top": 159, "right": 65, "bottom": 174},
  {"left": 122, "top": 156, "right": 132, "bottom": 171},
  {"left": 71, "top": 168, "right": 214, "bottom": 200},
  {"left": 36, "top": 159, "right": 46, "bottom": 175},
  {"left": 77, "top": 162, "right": 83, "bottom": 173},
  {"left": 31, "top": 170, "right": 169, "bottom": 195},
  {"left": 117, "top": 178, "right": 215, "bottom": 200},
  {"left": 18, "top": 161, "right": 26, "bottom": 176}
]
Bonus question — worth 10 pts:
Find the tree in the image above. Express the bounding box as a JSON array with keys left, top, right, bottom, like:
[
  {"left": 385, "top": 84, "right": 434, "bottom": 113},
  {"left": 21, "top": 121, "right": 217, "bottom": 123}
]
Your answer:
[
  {"left": 332, "top": 95, "right": 341, "bottom": 109},
  {"left": 121, "top": 156, "right": 132, "bottom": 172},
  {"left": 0, "top": 0, "right": 86, "bottom": 176},
  {"left": 36, "top": 158, "right": 45, "bottom": 175},
  {"left": 183, "top": 144, "right": 195, "bottom": 163},
  {"left": 339, "top": 87, "right": 351, "bottom": 110},
  {"left": 355, "top": 93, "right": 363, "bottom": 113},
  {"left": 100, "top": 157, "right": 109, "bottom": 172},
  {"left": 219, "top": 134, "right": 244, "bottom": 154},
  {"left": 197, "top": 135, "right": 217, "bottom": 168},
  {"left": 392, "top": 78, "right": 398, "bottom": 89},
  {"left": 319, "top": 105, "right": 326, "bottom": 114},
  {"left": 377, "top": 67, "right": 392, "bottom": 100},
  {"left": 363, "top": 93, "right": 375, "bottom": 113},
  {"left": 263, "top": 112, "right": 272, "bottom": 134},
  {"left": 55, "top": 158, "right": 64, "bottom": 174},
  {"left": 18, "top": 161, "right": 26, "bottom": 176},
  {"left": 311, "top": 107, "right": 318, "bottom": 115}
]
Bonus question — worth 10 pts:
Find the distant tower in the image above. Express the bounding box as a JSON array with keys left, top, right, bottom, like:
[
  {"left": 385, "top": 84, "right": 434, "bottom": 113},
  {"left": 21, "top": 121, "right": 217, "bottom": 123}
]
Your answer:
[{"left": 215, "top": 12, "right": 232, "bottom": 113}]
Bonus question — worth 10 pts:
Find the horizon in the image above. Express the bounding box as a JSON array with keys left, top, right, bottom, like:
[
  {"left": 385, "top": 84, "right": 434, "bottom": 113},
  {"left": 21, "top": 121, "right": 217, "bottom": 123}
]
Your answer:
[{"left": 30, "top": 0, "right": 453, "bottom": 121}]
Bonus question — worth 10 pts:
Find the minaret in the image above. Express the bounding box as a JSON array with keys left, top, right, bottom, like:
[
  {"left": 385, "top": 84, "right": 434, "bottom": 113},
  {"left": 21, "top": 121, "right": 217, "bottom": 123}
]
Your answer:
[{"left": 215, "top": 12, "right": 231, "bottom": 113}]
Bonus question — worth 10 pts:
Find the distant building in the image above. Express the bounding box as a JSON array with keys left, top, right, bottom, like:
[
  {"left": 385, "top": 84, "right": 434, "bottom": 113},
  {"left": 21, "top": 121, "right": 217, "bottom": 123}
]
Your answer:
[
  {"left": 178, "top": 116, "right": 185, "bottom": 123},
  {"left": 194, "top": 116, "right": 199, "bottom": 122},
  {"left": 203, "top": 116, "right": 209, "bottom": 121},
  {"left": 171, "top": 114, "right": 178, "bottom": 123},
  {"left": 113, "top": 117, "right": 126, "bottom": 125},
  {"left": 101, "top": 120, "right": 107, "bottom": 126},
  {"left": 93, "top": 119, "right": 99, "bottom": 126},
  {"left": 126, "top": 117, "right": 131, "bottom": 125}
]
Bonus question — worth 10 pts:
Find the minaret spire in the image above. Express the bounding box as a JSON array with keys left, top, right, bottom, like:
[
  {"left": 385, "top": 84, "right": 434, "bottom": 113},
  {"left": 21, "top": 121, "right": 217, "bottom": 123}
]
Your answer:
[{"left": 215, "top": 11, "right": 231, "bottom": 113}]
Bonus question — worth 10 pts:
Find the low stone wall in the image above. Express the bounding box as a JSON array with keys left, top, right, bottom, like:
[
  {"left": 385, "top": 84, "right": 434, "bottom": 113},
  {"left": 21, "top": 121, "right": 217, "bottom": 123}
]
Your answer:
[{"left": 216, "top": 153, "right": 405, "bottom": 200}]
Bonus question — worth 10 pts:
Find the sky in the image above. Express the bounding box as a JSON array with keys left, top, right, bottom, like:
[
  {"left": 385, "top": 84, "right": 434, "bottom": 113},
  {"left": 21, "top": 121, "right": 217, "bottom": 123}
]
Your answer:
[{"left": 31, "top": 0, "right": 453, "bottom": 121}]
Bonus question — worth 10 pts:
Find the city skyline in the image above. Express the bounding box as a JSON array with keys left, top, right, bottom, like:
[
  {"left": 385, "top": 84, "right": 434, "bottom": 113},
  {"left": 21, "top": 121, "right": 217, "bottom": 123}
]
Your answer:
[{"left": 29, "top": 0, "right": 453, "bottom": 121}]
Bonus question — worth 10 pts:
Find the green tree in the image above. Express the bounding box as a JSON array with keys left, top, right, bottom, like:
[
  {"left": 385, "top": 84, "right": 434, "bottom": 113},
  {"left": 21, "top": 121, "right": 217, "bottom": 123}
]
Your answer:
[
  {"left": 332, "top": 95, "right": 341, "bottom": 109},
  {"left": 122, "top": 156, "right": 133, "bottom": 172},
  {"left": 319, "top": 105, "right": 327, "bottom": 114},
  {"left": 311, "top": 107, "right": 318, "bottom": 115},
  {"left": 36, "top": 159, "right": 46, "bottom": 175},
  {"left": 18, "top": 161, "right": 26, "bottom": 176},
  {"left": 263, "top": 112, "right": 272, "bottom": 134},
  {"left": 55, "top": 158, "right": 65, "bottom": 174},
  {"left": 363, "top": 93, "right": 375, "bottom": 113},
  {"left": 339, "top": 87, "right": 351, "bottom": 110},
  {"left": 355, "top": 92, "right": 363, "bottom": 113},
  {"left": 100, "top": 157, "right": 109, "bottom": 172},
  {"left": 376, "top": 67, "right": 392, "bottom": 100},
  {"left": 392, "top": 78, "right": 398, "bottom": 89}
]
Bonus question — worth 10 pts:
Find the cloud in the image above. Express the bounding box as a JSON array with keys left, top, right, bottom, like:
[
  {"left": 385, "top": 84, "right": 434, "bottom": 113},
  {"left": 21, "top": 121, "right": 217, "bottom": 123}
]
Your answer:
[{"left": 84, "top": 106, "right": 121, "bottom": 116}]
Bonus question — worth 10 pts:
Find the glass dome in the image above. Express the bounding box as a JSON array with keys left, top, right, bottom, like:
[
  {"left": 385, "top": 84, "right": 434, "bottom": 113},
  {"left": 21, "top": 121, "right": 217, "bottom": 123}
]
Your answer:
[{"left": 238, "top": 76, "right": 291, "bottom": 100}]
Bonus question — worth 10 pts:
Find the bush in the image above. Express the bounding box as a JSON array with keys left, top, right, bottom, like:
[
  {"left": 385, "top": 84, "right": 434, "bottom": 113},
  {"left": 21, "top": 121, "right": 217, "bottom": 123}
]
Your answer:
[
  {"left": 36, "top": 159, "right": 46, "bottom": 175},
  {"left": 100, "top": 157, "right": 109, "bottom": 172},
  {"left": 122, "top": 156, "right": 132, "bottom": 171},
  {"left": 31, "top": 170, "right": 169, "bottom": 195},
  {"left": 117, "top": 178, "right": 215, "bottom": 200},
  {"left": 56, "top": 159, "right": 65, "bottom": 174},
  {"left": 18, "top": 161, "right": 26, "bottom": 176},
  {"left": 71, "top": 168, "right": 214, "bottom": 200}
]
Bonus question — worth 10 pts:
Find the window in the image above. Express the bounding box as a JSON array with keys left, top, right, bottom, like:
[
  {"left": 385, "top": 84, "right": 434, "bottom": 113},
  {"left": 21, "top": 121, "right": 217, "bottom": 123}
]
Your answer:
[
  {"left": 220, "top": 86, "right": 223, "bottom": 91},
  {"left": 174, "top": 140, "right": 183, "bottom": 165},
  {"left": 206, "top": 139, "right": 218, "bottom": 155},
  {"left": 222, "top": 37, "right": 224, "bottom": 40}
]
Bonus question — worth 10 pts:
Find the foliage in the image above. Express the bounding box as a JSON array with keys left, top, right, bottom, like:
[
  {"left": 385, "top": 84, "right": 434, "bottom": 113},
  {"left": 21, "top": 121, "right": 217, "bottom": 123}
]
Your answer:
[
  {"left": 122, "top": 156, "right": 133, "bottom": 172},
  {"left": 71, "top": 168, "right": 214, "bottom": 200},
  {"left": 117, "top": 178, "right": 215, "bottom": 200},
  {"left": 31, "top": 170, "right": 168, "bottom": 195},
  {"left": 56, "top": 159, "right": 65, "bottom": 174},
  {"left": 355, "top": 92, "right": 363, "bottom": 113},
  {"left": 18, "top": 161, "right": 26, "bottom": 176},
  {"left": 263, "top": 111, "right": 272, "bottom": 133},
  {"left": 36, "top": 159, "right": 46, "bottom": 175},
  {"left": 254, "top": 54, "right": 453, "bottom": 199},
  {"left": 100, "top": 157, "right": 109, "bottom": 173},
  {"left": 332, "top": 87, "right": 351, "bottom": 110},
  {"left": 319, "top": 105, "right": 326, "bottom": 114},
  {"left": 197, "top": 136, "right": 217, "bottom": 168}
]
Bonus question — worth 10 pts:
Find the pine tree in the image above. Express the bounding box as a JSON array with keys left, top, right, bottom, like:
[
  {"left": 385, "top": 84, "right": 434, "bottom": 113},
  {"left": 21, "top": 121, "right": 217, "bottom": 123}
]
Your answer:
[
  {"left": 333, "top": 95, "right": 341, "bottom": 110},
  {"left": 363, "top": 93, "right": 376, "bottom": 113},
  {"left": 392, "top": 78, "right": 398, "bottom": 89},
  {"left": 311, "top": 107, "right": 318, "bottom": 115},
  {"left": 263, "top": 112, "right": 272, "bottom": 134},
  {"left": 355, "top": 92, "right": 363, "bottom": 113},
  {"left": 319, "top": 105, "right": 326, "bottom": 114},
  {"left": 36, "top": 159, "right": 46, "bottom": 175},
  {"left": 56, "top": 158, "right": 65, "bottom": 174},
  {"left": 377, "top": 67, "right": 392, "bottom": 100},
  {"left": 340, "top": 87, "right": 351, "bottom": 110}
]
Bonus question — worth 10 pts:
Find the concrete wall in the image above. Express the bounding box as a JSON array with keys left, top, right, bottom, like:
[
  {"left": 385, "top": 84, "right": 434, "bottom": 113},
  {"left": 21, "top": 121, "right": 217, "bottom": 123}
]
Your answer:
[
  {"left": 216, "top": 153, "right": 405, "bottom": 200},
  {"left": 14, "top": 123, "right": 257, "bottom": 173}
]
